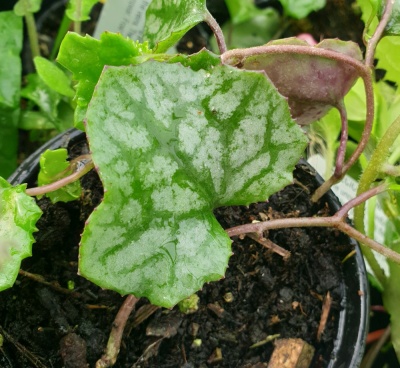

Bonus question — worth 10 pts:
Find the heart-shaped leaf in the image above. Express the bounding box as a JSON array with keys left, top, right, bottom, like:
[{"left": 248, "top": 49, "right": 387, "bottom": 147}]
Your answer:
[
  {"left": 222, "top": 38, "right": 363, "bottom": 125},
  {"left": 0, "top": 177, "right": 42, "bottom": 291},
  {"left": 57, "top": 32, "right": 152, "bottom": 130},
  {"left": 80, "top": 61, "right": 307, "bottom": 307},
  {"left": 144, "top": 0, "right": 208, "bottom": 52}
]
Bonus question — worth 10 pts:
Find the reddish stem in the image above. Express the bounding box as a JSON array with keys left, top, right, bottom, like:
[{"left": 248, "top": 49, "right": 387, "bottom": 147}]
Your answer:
[
  {"left": 96, "top": 295, "right": 139, "bottom": 368},
  {"left": 365, "top": 0, "right": 394, "bottom": 68}
]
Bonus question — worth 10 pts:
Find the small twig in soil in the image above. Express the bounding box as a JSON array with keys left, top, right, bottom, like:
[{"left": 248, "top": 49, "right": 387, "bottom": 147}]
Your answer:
[
  {"left": 18, "top": 269, "right": 84, "bottom": 298},
  {"left": 0, "top": 325, "right": 48, "bottom": 368},
  {"left": 96, "top": 294, "right": 139, "bottom": 368},
  {"left": 131, "top": 304, "right": 160, "bottom": 329},
  {"left": 250, "top": 334, "right": 280, "bottom": 349},
  {"left": 246, "top": 233, "right": 290, "bottom": 259},
  {"left": 317, "top": 291, "right": 332, "bottom": 342}
]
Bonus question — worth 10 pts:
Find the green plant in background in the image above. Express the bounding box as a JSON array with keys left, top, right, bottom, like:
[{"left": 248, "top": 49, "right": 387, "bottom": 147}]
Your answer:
[
  {"left": 0, "top": 0, "right": 100, "bottom": 178},
  {"left": 1, "top": 0, "right": 400, "bottom": 365}
]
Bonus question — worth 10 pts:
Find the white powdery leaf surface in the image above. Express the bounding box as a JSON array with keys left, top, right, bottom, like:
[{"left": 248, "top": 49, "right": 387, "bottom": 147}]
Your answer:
[{"left": 81, "top": 61, "right": 306, "bottom": 307}]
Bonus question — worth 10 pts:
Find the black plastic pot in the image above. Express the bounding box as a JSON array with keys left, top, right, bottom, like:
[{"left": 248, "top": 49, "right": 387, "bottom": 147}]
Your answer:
[{"left": 8, "top": 128, "right": 368, "bottom": 367}]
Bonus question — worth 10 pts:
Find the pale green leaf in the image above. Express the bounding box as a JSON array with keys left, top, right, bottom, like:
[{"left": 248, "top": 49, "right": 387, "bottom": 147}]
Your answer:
[
  {"left": 214, "top": 9, "right": 280, "bottom": 50},
  {"left": 57, "top": 32, "right": 152, "bottom": 130},
  {"left": 0, "top": 11, "right": 22, "bottom": 177},
  {"left": 376, "top": 36, "right": 400, "bottom": 86},
  {"left": 13, "top": 0, "right": 42, "bottom": 16},
  {"left": 0, "top": 177, "right": 42, "bottom": 291},
  {"left": 38, "top": 149, "right": 81, "bottom": 203},
  {"left": 34, "top": 57, "right": 75, "bottom": 97},
  {"left": 279, "top": 0, "right": 326, "bottom": 19},
  {"left": 80, "top": 62, "right": 307, "bottom": 307},
  {"left": 224, "top": 0, "right": 258, "bottom": 24},
  {"left": 66, "top": 0, "right": 98, "bottom": 22},
  {"left": 144, "top": 0, "right": 207, "bottom": 52}
]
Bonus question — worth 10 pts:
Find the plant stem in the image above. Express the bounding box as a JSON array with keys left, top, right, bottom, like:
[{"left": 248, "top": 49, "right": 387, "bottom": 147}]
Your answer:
[
  {"left": 311, "top": 69, "right": 375, "bottom": 201},
  {"left": 334, "top": 101, "right": 349, "bottom": 177},
  {"left": 354, "top": 114, "right": 400, "bottom": 285},
  {"left": 25, "top": 156, "right": 93, "bottom": 197},
  {"left": 96, "top": 295, "right": 139, "bottom": 368},
  {"left": 25, "top": 13, "right": 41, "bottom": 59},
  {"left": 73, "top": 0, "right": 82, "bottom": 34},
  {"left": 364, "top": 0, "right": 394, "bottom": 68},
  {"left": 226, "top": 183, "right": 400, "bottom": 264},
  {"left": 204, "top": 9, "right": 227, "bottom": 54},
  {"left": 335, "top": 183, "right": 387, "bottom": 220},
  {"left": 222, "top": 44, "right": 370, "bottom": 75}
]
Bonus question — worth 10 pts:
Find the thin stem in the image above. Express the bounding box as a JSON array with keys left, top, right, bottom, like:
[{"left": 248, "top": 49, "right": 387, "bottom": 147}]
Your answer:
[
  {"left": 334, "top": 101, "right": 349, "bottom": 177},
  {"left": 204, "top": 9, "right": 227, "bottom": 54},
  {"left": 335, "top": 183, "right": 387, "bottom": 220},
  {"left": 360, "top": 326, "right": 391, "bottom": 368},
  {"left": 96, "top": 295, "right": 139, "bottom": 368},
  {"left": 222, "top": 44, "right": 370, "bottom": 76},
  {"left": 226, "top": 183, "right": 400, "bottom": 264},
  {"left": 246, "top": 233, "right": 290, "bottom": 258},
  {"left": 73, "top": 0, "right": 82, "bottom": 34},
  {"left": 26, "top": 156, "right": 93, "bottom": 197},
  {"left": 25, "top": 13, "right": 41, "bottom": 59},
  {"left": 364, "top": 0, "right": 394, "bottom": 68},
  {"left": 312, "top": 70, "right": 375, "bottom": 201},
  {"left": 381, "top": 163, "right": 400, "bottom": 176}
]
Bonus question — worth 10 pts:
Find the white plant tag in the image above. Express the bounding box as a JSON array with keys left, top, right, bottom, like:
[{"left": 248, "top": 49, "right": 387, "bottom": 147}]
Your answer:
[{"left": 94, "top": 0, "right": 153, "bottom": 40}]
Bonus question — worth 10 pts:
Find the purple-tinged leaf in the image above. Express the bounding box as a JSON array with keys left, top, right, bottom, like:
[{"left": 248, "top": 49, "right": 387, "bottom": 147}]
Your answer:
[{"left": 222, "top": 38, "right": 363, "bottom": 125}]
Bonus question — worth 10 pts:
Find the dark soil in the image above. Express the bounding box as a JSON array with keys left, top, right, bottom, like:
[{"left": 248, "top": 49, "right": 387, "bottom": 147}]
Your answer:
[{"left": 0, "top": 136, "right": 356, "bottom": 367}]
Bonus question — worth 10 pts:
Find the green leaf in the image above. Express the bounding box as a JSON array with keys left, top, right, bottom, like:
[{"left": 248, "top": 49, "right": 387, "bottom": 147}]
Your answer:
[
  {"left": 224, "top": 0, "right": 259, "bottom": 24},
  {"left": 13, "top": 0, "right": 42, "bottom": 16},
  {"left": 379, "top": 0, "right": 400, "bottom": 36},
  {"left": 279, "top": 0, "right": 326, "bottom": 19},
  {"left": 34, "top": 57, "right": 75, "bottom": 97},
  {"left": 222, "top": 38, "right": 363, "bottom": 125},
  {"left": 57, "top": 32, "right": 152, "bottom": 130},
  {"left": 80, "top": 62, "right": 307, "bottom": 307},
  {"left": 0, "top": 177, "right": 42, "bottom": 291},
  {"left": 309, "top": 108, "right": 341, "bottom": 179},
  {"left": 376, "top": 36, "right": 400, "bottom": 86},
  {"left": 144, "top": 0, "right": 207, "bottom": 52},
  {"left": 20, "top": 73, "right": 72, "bottom": 132},
  {"left": 167, "top": 49, "right": 220, "bottom": 70},
  {"left": 38, "top": 149, "right": 81, "bottom": 203},
  {"left": 214, "top": 9, "right": 280, "bottom": 50},
  {"left": 18, "top": 110, "right": 58, "bottom": 130},
  {"left": 0, "top": 11, "right": 22, "bottom": 178},
  {"left": 66, "top": 0, "right": 98, "bottom": 22}
]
